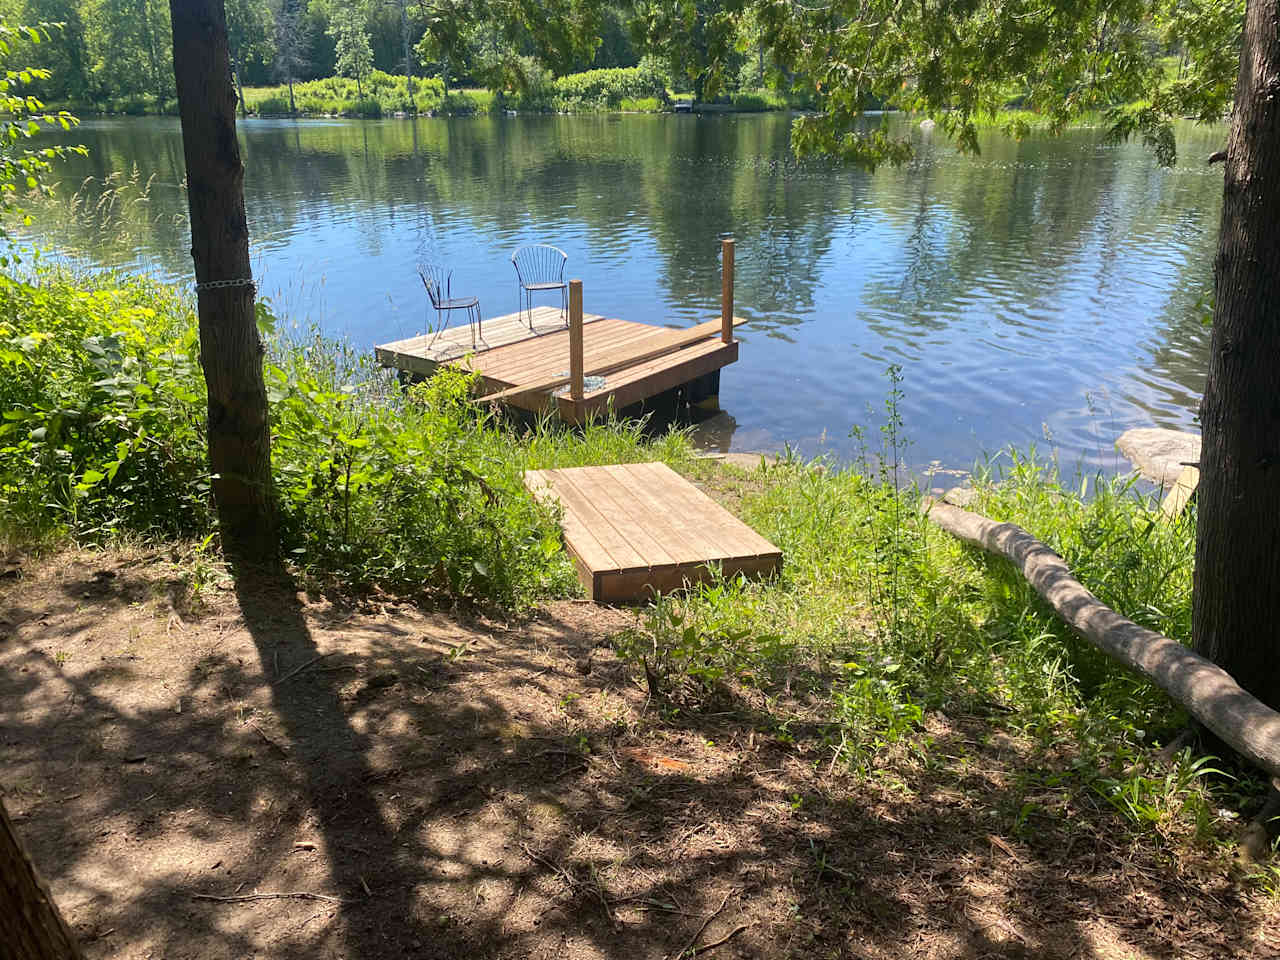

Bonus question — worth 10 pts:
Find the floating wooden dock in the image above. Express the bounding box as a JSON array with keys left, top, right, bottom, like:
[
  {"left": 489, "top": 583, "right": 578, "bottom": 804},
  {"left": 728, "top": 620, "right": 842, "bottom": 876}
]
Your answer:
[
  {"left": 524, "top": 461, "right": 782, "bottom": 603},
  {"left": 375, "top": 239, "right": 745, "bottom": 424}
]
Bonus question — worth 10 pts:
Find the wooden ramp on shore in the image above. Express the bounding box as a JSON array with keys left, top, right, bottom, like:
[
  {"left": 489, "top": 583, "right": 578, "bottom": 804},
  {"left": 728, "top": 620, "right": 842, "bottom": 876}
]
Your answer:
[{"left": 524, "top": 462, "right": 782, "bottom": 603}]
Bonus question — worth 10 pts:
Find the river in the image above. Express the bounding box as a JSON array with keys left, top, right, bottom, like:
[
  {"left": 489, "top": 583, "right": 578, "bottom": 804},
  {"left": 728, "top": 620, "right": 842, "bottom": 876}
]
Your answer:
[{"left": 24, "top": 113, "right": 1225, "bottom": 472}]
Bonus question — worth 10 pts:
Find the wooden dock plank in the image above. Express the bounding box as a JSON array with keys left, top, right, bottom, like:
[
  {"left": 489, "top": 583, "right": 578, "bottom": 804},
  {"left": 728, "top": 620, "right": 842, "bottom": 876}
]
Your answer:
[
  {"left": 523, "top": 462, "right": 782, "bottom": 602},
  {"left": 378, "top": 307, "right": 744, "bottom": 424},
  {"left": 525, "top": 469, "right": 620, "bottom": 593},
  {"left": 464, "top": 318, "right": 664, "bottom": 386},
  {"left": 566, "top": 340, "right": 738, "bottom": 420},
  {"left": 539, "top": 469, "right": 650, "bottom": 573},
  {"left": 568, "top": 466, "right": 681, "bottom": 569},
  {"left": 626, "top": 461, "right": 779, "bottom": 559},
  {"left": 599, "top": 463, "right": 723, "bottom": 564},
  {"left": 375, "top": 308, "right": 607, "bottom": 377}
]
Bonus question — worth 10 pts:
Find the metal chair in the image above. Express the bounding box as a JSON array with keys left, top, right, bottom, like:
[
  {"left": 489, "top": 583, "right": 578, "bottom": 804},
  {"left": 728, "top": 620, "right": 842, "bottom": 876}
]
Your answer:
[
  {"left": 511, "top": 244, "right": 568, "bottom": 330},
  {"left": 419, "top": 262, "right": 481, "bottom": 348}
]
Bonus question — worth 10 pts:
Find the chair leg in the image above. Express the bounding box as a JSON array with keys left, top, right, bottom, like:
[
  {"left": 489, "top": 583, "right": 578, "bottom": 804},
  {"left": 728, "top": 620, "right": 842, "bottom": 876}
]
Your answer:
[{"left": 428, "top": 305, "right": 445, "bottom": 347}]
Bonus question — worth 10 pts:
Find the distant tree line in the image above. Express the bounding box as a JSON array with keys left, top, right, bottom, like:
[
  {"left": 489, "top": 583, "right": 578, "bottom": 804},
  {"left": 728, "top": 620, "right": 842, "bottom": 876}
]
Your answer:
[
  {"left": 2, "top": 0, "right": 650, "bottom": 108},
  {"left": 3, "top": 0, "right": 819, "bottom": 110},
  {"left": 3, "top": 0, "right": 1243, "bottom": 121}
]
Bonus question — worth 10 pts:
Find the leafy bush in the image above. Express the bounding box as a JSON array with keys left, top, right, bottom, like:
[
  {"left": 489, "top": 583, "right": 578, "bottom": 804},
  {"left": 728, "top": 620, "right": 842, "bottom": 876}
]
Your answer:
[
  {"left": 553, "top": 65, "right": 668, "bottom": 109},
  {"left": 0, "top": 265, "right": 693, "bottom": 608},
  {"left": 244, "top": 75, "right": 445, "bottom": 117},
  {"left": 439, "top": 91, "right": 482, "bottom": 115},
  {"left": 618, "top": 96, "right": 662, "bottom": 112},
  {"left": 253, "top": 95, "right": 292, "bottom": 115},
  {"left": 0, "top": 270, "right": 211, "bottom": 542}
]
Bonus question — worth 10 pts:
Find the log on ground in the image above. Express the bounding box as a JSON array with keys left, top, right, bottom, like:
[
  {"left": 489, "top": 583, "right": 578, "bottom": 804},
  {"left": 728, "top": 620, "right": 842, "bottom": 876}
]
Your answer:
[{"left": 922, "top": 498, "right": 1280, "bottom": 780}]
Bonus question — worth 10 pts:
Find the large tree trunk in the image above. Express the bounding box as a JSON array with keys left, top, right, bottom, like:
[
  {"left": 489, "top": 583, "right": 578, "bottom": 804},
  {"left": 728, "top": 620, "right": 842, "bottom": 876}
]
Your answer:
[
  {"left": 0, "top": 796, "right": 83, "bottom": 959},
  {"left": 169, "top": 0, "right": 277, "bottom": 562},
  {"left": 1194, "top": 0, "right": 1280, "bottom": 709}
]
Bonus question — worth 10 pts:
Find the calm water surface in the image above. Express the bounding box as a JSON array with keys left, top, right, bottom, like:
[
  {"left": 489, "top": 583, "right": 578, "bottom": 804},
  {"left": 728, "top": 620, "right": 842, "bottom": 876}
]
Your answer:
[{"left": 27, "top": 114, "right": 1224, "bottom": 471}]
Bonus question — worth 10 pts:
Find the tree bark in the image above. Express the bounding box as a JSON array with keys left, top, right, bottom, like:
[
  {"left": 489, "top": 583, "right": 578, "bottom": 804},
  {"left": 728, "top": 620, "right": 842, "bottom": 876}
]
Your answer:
[
  {"left": 924, "top": 499, "right": 1280, "bottom": 779},
  {"left": 1194, "top": 0, "right": 1280, "bottom": 709},
  {"left": 0, "top": 796, "right": 84, "bottom": 959},
  {"left": 399, "top": 0, "right": 415, "bottom": 112},
  {"left": 169, "top": 0, "right": 277, "bottom": 562},
  {"left": 231, "top": 49, "right": 247, "bottom": 115}
]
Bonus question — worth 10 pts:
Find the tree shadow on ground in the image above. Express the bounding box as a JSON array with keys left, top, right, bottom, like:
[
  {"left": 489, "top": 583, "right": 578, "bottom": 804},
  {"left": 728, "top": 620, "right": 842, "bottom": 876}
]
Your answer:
[{"left": 1, "top": 550, "right": 1275, "bottom": 959}]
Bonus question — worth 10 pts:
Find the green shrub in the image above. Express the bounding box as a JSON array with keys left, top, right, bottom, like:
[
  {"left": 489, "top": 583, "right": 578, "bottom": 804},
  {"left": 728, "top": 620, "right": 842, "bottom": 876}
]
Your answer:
[
  {"left": 244, "top": 75, "right": 445, "bottom": 117},
  {"left": 553, "top": 65, "right": 667, "bottom": 108},
  {"left": 619, "top": 96, "right": 661, "bottom": 112},
  {"left": 0, "top": 265, "right": 691, "bottom": 608},
  {"left": 254, "top": 95, "right": 292, "bottom": 115},
  {"left": 0, "top": 270, "right": 211, "bottom": 542},
  {"left": 298, "top": 96, "right": 334, "bottom": 116},
  {"left": 440, "top": 91, "right": 480, "bottom": 114}
]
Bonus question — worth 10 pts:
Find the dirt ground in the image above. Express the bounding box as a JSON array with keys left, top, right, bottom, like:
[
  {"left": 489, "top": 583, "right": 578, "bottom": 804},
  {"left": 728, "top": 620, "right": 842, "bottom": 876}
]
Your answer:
[{"left": 3, "top": 548, "right": 1279, "bottom": 960}]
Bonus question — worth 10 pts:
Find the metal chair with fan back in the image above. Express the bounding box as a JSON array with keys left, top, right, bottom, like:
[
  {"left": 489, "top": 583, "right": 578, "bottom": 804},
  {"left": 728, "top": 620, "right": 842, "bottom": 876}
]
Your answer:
[
  {"left": 418, "top": 262, "right": 481, "bottom": 348},
  {"left": 510, "top": 244, "right": 568, "bottom": 330}
]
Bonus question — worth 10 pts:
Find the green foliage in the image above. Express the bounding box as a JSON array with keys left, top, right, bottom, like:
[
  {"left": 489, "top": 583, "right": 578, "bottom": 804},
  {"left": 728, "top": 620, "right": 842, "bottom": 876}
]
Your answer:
[
  {"left": 611, "top": 390, "right": 1227, "bottom": 837},
  {"left": 245, "top": 73, "right": 445, "bottom": 116},
  {"left": 618, "top": 96, "right": 661, "bottom": 112},
  {"left": 0, "top": 20, "right": 84, "bottom": 233},
  {"left": 328, "top": 2, "right": 374, "bottom": 97},
  {"left": 552, "top": 64, "right": 668, "bottom": 109},
  {"left": 0, "top": 268, "right": 211, "bottom": 541},
  {"left": 250, "top": 94, "right": 289, "bottom": 115},
  {"left": 0, "top": 264, "right": 694, "bottom": 608},
  {"left": 734, "top": 0, "right": 1244, "bottom": 168}
]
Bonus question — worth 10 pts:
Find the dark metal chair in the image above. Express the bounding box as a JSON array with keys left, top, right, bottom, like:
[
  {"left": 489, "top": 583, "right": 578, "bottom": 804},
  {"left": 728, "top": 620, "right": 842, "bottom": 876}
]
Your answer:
[
  {"left": 511, "top": 244, "right": 568, "bottom": 330},
  {"left": 418, "top": 262, "right": 481, "bottom": 347}
]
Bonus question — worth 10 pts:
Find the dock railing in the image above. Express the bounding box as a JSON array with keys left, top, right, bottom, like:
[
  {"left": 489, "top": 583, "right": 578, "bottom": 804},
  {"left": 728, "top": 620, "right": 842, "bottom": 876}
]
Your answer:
[
  {"left": 569, "top": 278, "right": 584, "bottom": 400},
  {"left": 721, "top": 237, "right": 734, "bottom": 344}
]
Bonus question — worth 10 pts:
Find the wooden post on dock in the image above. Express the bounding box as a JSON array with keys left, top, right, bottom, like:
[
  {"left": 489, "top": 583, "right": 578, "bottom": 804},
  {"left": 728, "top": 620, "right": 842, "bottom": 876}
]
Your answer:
[
  {"left": 720, "top": 237, "right": 735, "bottom": 343},
  {"left": 569, "top": 279, "right": 584, "bottom": 400}
]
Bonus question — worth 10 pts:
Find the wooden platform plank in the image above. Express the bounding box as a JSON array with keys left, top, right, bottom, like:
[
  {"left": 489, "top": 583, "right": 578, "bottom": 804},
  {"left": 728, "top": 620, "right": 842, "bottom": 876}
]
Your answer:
[
  {"left": 623, "top": 461, "right": 772, "bottom": 562},
  {"left": 627, "top": 461, "right": 779, "bottom": 559},
  {"left": 599, "top": 463, "right": 723, "bottom": 565},
  {"left": 379, "top": 308, "right": 744, "bottom": 425},
  {"left": 525, "top": 469, "right": 619, "bottom": 577},
  {"left": 376, "top": 307, "right": 606, "bottom": 376},
  {"left": 523, "top": 462, "right": 782, "bottom": 602},
  {"left": 539, "top": 468, "right": 650, "bottom": 573},
  {"left": 465, "top": 318, "right": 664, "bottom": 386},
  {"left": 567, "top": 466, "right": 681, "bottom": 569}
]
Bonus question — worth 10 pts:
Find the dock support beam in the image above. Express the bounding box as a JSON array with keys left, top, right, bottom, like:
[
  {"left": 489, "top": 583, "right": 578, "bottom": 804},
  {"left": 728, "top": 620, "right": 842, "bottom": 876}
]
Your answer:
[
  {"left": 721, "top": 237, "right": 735, "bottom": 344},
  {"left": 569, "top": 278, "right": 584, "bottom": 400}
]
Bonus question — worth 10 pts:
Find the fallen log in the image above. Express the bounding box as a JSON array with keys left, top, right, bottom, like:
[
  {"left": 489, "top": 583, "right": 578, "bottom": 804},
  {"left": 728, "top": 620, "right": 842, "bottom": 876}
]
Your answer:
[{"left": 922, "top": 497, "right": 1280, "bottom": 780}]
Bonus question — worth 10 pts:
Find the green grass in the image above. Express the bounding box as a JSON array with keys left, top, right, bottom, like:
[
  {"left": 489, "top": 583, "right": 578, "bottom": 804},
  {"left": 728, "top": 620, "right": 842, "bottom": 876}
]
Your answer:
[{"left": 610, "top": 383, "right": 1261, "bottom": 852}]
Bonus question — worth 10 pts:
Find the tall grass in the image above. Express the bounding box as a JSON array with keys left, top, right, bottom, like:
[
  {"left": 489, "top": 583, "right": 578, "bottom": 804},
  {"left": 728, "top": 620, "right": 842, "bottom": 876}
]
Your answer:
[{"left": 611, "top": 373, "right": 1245, "bottom": 847}]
